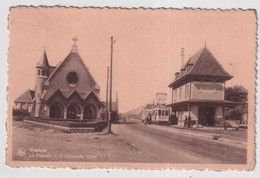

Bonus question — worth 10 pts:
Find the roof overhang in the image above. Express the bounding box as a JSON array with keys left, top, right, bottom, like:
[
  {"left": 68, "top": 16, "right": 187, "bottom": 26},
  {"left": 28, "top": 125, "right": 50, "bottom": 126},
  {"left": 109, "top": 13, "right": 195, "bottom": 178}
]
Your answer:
[
  {"left": 167, "top": 99, "right": 243, "bottom": 109},
  {"left": 168, "top": 75, "right": 233, "bottom": 89}
]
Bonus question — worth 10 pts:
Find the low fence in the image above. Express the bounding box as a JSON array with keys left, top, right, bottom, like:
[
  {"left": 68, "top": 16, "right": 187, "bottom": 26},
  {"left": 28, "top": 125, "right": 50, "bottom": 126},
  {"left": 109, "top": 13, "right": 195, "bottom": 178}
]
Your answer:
[{"left": 20, "top": 117, "right": 107, "bottom": 133}]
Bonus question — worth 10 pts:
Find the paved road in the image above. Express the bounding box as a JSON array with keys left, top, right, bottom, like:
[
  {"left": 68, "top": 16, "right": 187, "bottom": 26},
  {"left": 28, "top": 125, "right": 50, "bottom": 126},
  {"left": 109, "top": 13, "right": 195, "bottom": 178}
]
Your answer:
[{"left": 112, "top": 118, "right": 247, "bottom": 164}]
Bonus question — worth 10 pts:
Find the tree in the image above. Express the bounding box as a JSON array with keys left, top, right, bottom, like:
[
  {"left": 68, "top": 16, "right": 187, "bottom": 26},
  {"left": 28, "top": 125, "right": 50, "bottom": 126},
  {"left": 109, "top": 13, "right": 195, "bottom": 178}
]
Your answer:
[
  {"left": 225, "top": 85, "right": 248, "bottom": 103},
  {"left": 225, "top": 85, "right": 248, "bottom": 122}
]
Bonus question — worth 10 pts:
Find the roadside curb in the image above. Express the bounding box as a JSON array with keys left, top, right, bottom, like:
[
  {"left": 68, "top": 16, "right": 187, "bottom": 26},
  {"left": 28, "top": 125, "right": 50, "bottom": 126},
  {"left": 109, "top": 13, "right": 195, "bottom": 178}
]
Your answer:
[{"left": 148, "top": 124, "right": 247, "bottom": 148}]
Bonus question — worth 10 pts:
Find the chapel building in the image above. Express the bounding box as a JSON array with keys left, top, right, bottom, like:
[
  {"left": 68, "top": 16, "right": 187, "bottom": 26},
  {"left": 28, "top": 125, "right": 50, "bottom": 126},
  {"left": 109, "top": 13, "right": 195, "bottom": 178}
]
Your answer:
[
  {"left": 14, "top": 38, "right": 103, "bottom": 120},
  {"left": 168, "top": 46, "right": 235, "bottom": 126}
]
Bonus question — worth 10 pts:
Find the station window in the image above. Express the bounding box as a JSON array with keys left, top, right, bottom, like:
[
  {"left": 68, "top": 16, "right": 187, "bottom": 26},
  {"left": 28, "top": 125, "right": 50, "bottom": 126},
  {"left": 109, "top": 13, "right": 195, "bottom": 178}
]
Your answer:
[
  {"left": 158, "top": 110, "right": 161, "bottom": 116},
  {"left": 214, "top": 88, "right": 217, "bottom": 94},
  {"left": 185, "top": 84, "right": 189, "bottom": 99},
  {"left": 174, "top": 89, "right": 177, "bottom": 102}
]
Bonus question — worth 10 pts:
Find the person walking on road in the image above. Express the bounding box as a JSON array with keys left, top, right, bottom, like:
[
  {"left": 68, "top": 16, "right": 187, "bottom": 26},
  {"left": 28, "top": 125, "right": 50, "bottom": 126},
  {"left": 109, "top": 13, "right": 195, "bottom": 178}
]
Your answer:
[
  {"left": 123, "top": 116, "right": 126, "bottom": 124},
  {"left": 184, "top": 115, "right": 188, "bottom": 127},
  {"left": 148, "top": 112, "right": 152, "bottom": 125},
  {"left": 144, "top": 115, "right": 148, "bottom": 125},
  {"left": 187, "top": 116, "right": 192, "bottom": 128}
]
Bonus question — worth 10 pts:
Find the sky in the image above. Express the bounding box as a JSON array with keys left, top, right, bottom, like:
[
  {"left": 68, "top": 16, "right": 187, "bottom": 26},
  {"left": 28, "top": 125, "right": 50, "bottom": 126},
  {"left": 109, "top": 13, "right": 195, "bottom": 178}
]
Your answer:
[{"left": 8, "top": 7, "right": 256, "bottom": 113}]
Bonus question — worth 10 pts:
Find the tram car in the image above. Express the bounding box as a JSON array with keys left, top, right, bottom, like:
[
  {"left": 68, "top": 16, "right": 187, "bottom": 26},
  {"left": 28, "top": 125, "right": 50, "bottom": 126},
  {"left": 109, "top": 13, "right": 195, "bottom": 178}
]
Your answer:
[{"left": 148, "top": 105, "right": 173, "bottom": 124}]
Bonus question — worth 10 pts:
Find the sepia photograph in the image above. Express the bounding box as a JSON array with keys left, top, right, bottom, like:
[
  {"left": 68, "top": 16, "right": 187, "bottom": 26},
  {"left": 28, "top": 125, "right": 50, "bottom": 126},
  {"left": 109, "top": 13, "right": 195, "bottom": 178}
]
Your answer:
[{"left": 6, "top": 7, "right": 256, "bottom": 169}]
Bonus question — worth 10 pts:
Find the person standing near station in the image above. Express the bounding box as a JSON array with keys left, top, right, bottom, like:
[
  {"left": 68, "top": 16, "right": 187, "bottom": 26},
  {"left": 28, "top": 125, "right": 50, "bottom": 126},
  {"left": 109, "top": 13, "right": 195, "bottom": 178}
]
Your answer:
[
  {"left": 187, "top": 115, "right": 192, "bottom": 128},
  {"left": 184, "top": 115, "right": 188, "bottom": 127}
]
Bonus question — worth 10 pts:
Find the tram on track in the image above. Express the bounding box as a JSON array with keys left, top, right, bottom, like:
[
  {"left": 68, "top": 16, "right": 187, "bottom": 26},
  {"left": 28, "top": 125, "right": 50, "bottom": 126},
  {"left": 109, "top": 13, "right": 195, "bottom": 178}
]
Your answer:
[{"left": 148, "top": 105, "right": 172, "bottom": 124}]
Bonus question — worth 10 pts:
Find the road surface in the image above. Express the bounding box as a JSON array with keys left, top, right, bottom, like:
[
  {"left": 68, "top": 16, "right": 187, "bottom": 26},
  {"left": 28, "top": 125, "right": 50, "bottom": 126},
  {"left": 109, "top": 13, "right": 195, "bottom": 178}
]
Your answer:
[{"left": 112, "top": 118, "right": 247, "bottom": 164}]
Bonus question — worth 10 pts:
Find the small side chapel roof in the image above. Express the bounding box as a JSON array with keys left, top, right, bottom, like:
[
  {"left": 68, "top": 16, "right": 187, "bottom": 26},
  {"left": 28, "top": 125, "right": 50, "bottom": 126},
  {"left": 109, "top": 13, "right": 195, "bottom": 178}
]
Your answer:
[{"left": 14, "top": 90, "right": 35, "bottom": 103}]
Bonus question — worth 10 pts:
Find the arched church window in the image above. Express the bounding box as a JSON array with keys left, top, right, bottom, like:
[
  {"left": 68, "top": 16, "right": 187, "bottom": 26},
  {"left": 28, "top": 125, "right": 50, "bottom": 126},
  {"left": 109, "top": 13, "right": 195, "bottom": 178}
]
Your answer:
[
  {"left": 38, "top": 70, "right": 41, "bottom": 76},
  {"left": 66, "top": 71, "right": 79, "bottom": 87}
]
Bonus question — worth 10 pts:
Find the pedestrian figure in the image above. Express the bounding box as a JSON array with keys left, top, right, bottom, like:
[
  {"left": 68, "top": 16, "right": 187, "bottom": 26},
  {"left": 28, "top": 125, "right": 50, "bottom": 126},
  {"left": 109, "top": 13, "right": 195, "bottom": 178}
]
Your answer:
[
  {"left": 187, "top": 116, "right": 192, "bottom": 128},
  {"left": 169, "top": 114, "right": 174, "bottom": 125},
  {"left": 144, "top": 115, "right": 148, "bottom": 125},
  {"left": 123, "top": 116, "right": 126, "bottom": 124},
  {"left": 148, "top": 112, "right": 152, "bottom": 125},
  {"left": 184, "top": 115, "right": 188, "bottom": 127},
  {"left": 223, "top": 120, "right": 227, "bottom": 130}
]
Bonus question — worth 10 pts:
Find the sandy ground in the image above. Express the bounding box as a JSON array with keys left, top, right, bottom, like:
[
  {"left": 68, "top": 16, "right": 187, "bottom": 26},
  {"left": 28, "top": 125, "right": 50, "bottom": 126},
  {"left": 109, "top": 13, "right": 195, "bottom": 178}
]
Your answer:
[
  {"left": 12, "top": 119, "right": 247, "bottom": 164},
  {"left": 12, "top": 121, "right": 156, "bottom": 162}
]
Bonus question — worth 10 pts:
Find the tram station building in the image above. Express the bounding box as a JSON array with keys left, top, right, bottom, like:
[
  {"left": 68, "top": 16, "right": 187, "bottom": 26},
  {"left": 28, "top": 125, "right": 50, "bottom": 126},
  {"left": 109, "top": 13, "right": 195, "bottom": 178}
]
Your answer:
[
  {"left": 168, "top": 46, "right": 237, "bottom": 126},
  {"left": 14, "top": 39, "right": 104, "bottom": 120}
]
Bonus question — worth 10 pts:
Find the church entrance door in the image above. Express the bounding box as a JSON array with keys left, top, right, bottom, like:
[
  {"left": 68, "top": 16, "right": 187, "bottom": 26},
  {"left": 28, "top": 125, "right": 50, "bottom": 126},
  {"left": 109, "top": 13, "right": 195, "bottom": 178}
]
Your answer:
[
  {"left": 83, "top": 105, "right": 97, "bottom": 120},
  {"left": 67, "top": 104, "right": 79, "bottom": 119},
  {"left": 50, "top": 103, "right": 63, "bottom": 118},
  {"left": 198, "top": 106, "right": 215, "bottom": 126}
]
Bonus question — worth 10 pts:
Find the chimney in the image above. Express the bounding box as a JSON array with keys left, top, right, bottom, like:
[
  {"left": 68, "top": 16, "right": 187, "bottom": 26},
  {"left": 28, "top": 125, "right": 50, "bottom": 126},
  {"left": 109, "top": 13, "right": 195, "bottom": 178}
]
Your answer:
[
  {"left": 175, "top": 72, "right": 180, "bottom": 80},
  {"left": 181, "top": 48, "right": 185, "bottom": 67}
]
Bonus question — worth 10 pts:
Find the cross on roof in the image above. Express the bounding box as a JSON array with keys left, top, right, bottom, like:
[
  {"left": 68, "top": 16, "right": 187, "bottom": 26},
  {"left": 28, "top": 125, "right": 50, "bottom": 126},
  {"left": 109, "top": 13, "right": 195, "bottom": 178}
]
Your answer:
[{"left": 72, "top": 36, "right": 78, "bottom": 44}]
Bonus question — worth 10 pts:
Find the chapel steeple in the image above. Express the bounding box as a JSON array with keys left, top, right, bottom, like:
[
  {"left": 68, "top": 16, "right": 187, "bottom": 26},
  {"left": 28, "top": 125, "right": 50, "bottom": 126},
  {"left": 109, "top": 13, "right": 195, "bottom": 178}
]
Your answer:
[
  {"left": 37, "top": 48, "right": 50, "bottom": 68},
  {"left": 34, "top": 48, "right": 50, "bottom": 117}
]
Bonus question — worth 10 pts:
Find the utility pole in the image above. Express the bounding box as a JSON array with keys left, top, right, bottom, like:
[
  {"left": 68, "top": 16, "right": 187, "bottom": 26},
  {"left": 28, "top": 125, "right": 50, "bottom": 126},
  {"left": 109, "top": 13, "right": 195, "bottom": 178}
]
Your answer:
[
  {"left": 108, "top": 36, "right": 115, "bottom": 133},
  {"left": 105, "top": 66, "right": 109, "bottom": 123},
  {"left": 115, "top": 91, "right": 118, "bottom": 113}
]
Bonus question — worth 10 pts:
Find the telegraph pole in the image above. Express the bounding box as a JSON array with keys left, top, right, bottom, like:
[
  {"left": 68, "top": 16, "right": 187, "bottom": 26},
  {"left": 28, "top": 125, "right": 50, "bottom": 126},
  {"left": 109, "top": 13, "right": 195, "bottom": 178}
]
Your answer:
[
  {"left": 108, "top": 36, "right": 115, "bottom": 133},
  {"left": 105, "top": 66, "right": 109, "bottom": 123}
]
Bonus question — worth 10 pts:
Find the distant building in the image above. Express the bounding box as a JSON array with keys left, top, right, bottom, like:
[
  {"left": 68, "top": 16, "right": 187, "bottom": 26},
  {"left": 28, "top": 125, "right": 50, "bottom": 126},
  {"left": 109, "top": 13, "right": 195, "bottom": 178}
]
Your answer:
[
  {"left": 102, "top": 101, "right": 119, "bottom": 113},
  {"left": 168, "top": 46, "right": 237, "bottom": 126},
  {"left": 126, "top": 92, "right": 168, "bottom": 117},
  {"left": 155, "top": 92, "right": 167, "bottom": 105},
  {"left": 14, "top": 38, "right": 104, "bottom": 120}
]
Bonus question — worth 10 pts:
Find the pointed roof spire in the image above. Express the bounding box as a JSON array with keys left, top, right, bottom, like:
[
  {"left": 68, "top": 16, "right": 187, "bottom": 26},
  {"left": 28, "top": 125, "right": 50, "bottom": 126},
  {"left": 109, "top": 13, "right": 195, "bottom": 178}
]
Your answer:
[
  {"left": 71, "top": 36, "right": 79, "bottom": 53},
  {"left": 37, "top": 48, "right": 49, "bottom": 68}
]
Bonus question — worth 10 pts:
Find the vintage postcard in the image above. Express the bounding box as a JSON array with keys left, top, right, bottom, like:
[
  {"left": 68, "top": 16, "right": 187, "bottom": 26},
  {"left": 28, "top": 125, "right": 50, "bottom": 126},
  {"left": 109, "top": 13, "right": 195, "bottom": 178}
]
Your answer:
[{"left": 6, "top": 7, "right": 256, "bottom": 170}]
